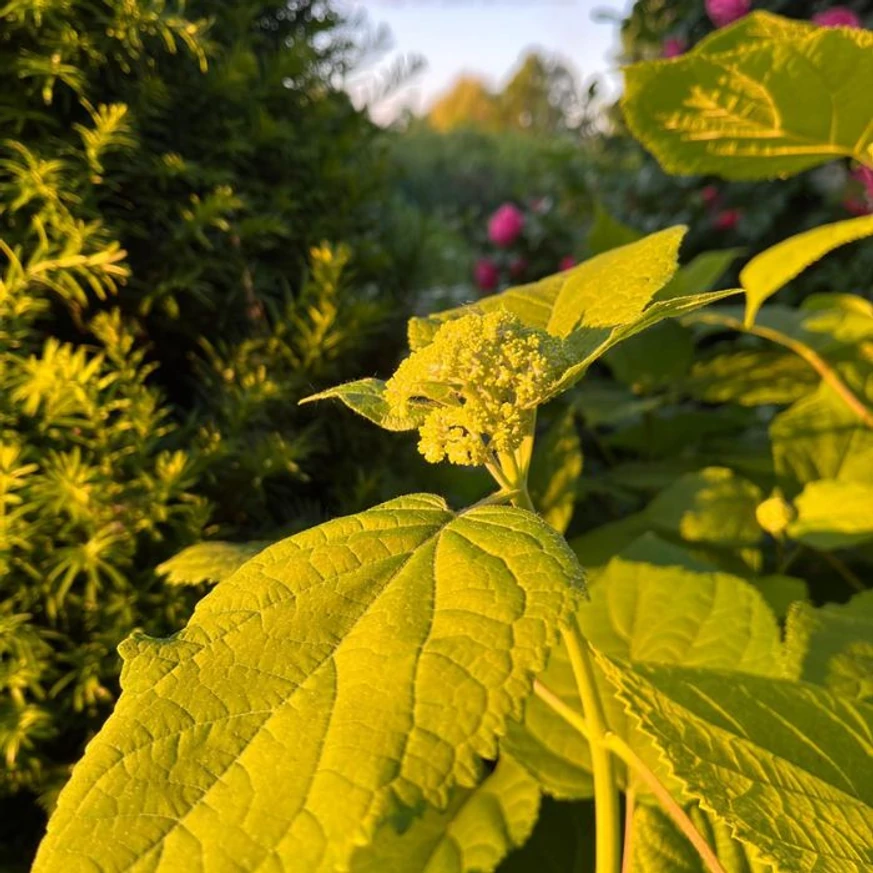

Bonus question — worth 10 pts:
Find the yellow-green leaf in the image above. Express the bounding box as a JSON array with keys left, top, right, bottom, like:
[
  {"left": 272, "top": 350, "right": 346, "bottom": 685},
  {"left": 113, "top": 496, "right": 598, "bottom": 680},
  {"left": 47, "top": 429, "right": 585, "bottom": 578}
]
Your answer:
[
  {"left": 645, "top": 467, "right": 763, "bottom": 548},
  {"left": 34, "top": 494, "right": 584, "bottom": 873},
  {"left": 622, "top": 12, "right": 873, "bottom": 180},
  {"left": 787, "top": 479, "right": 873, "bottom": 549},
  {"left": 631, "top": 803, "right": 772, "bottom": 873},
  {"left": 156, "top": 541, "right": 271, "bottom": 586},
  {"left": 546, "top": 227, "right": 686, "bottom": 335},
  {"left": 599, "top": 657, "right": 873, "bottom": 873},
  {"left": 300, "top": 378, "right": 420, "bottom": 431},
  {"left": 785, "top": 590, "right": 873, "bottom": 696},
  {"left": 741, "top": 215, "right": 873, "bottom": 326}
]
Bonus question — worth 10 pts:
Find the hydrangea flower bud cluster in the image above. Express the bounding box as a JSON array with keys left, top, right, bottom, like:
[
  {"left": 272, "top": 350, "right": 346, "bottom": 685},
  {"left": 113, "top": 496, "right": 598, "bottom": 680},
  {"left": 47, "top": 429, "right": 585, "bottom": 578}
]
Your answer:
[{"left": 385, "top": 311, "right": 567, "bottom": 466}]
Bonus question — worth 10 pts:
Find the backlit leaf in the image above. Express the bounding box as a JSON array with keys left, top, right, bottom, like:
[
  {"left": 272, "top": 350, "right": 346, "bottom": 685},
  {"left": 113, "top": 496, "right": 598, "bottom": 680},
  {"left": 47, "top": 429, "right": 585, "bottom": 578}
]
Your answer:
[
  {"left": 34, "top": 495, "right": 584, "bottom": 873},
  {"left": 686, "top": 349, "right": 817, "bottom": 407},
  {"left": 645, "top": 467, "right": 763, "bottom": 548},
  {"left": 787, "top": 479, "right": 873, "bottom": 549},
  {"left": 300, "top": 378, "right": 419, "bottom": 431},
  {"left": 785, "top": 590, "right": 873, "bottom": 694},
  {"left": 770, "top": 382, "right": 873, "bottom": 494},
  {"left": 599, "top": 657, "right": 873, "bottom": 873},
  {"left": 631, "top": 802, "right": 772, "bottom": 873},
  {"left": 741, "top": 215, "right": 873, "bottom": 326},
  {"left": 622, "top": 12, "right": 873, "bottom": 179},
  {"left": 157, "top": 541, "right": 271, "bottom": 586}
]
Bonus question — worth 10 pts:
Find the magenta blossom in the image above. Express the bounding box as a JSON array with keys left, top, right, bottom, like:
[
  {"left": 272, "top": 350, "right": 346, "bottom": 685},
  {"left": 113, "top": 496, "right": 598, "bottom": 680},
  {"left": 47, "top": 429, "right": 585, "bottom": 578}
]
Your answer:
[
  {"left": 474, "top": 257, "right": 499, "bottom": 292},
  {"left": 559, "top": 256, "right": 576, "bottom": 272},
  {"left": 662, "top": 37, "right": 686, "bottom": 58},
  {"left": 706, "top": 0, "right": 750, "bottom": 28},
  {"left": 812, "top": 6, "right": 862, "bottom": 27},
  {"left": 488, "top": 203, "right": 525, "bottom": 248},
  {"left": 713, "top": 208, "right": 742, "bottom": 231}
]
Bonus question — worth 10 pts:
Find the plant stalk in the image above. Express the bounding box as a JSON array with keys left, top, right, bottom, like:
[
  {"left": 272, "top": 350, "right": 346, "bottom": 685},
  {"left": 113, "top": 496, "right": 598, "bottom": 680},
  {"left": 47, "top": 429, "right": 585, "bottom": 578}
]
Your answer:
[
  {"left": 562, "top": 619, "right": 622, "bottom": 873},
  {"left": 692, "top": 312, "right": 873, "bottom": 429},
  {"left": 535, "top": 671, "right": 729, "bottom": 873}
]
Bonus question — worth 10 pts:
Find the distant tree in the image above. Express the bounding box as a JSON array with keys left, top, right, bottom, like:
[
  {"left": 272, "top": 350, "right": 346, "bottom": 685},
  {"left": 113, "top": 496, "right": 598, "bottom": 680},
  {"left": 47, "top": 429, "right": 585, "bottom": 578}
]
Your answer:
[
  {"left": 498, "top": 52, "right": 582, "bottom": 133},
  {"left": 428, "top": 75, "right": 501, "bottom": 132},
  {"left": 427, "top": 52, "right": 586, "bottom": 135}
]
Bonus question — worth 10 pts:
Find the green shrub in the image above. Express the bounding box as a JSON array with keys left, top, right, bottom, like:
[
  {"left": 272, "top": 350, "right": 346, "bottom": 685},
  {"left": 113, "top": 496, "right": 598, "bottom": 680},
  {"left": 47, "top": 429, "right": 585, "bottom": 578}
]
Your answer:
[{"left": 0, "top": 2, "right": 418, "bottom": 864}]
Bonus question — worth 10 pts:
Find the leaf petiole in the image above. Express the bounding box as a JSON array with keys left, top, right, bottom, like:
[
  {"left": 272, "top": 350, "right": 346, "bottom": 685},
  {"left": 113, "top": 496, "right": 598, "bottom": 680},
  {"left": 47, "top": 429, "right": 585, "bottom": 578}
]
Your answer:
[{"left": 602, "top": 733, "right": 729, "bottom": 873}]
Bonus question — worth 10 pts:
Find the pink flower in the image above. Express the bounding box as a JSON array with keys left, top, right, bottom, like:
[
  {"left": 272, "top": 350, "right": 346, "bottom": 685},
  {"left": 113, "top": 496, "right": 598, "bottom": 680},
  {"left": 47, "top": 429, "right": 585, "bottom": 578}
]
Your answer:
[
  {"left": 474, "top": 258, "right": 499, "bottom": 292},
  {"left": 509, "top": 256, "right": 528, "bottom": 280},
  {"left": 662, "top": 37, "right": 686, "bottom": 58},
  {"left": 488, "top": 203, "right": 525, "bottom": 248},
  {"left": 706, "top": 0, "right": 750, "bottom": 28},
  {"left": 713, "top": 208, "right": 742, "bottom": 231},
  {"left": 812, "top": 7, "right": 862, "bottom": 27},
  {"left": 844, "top": 196, "right": 872, "bottom": 216},
  {"left": 701, "top": 184, "right": 721, "bottom": 208},
  {"left": 559, "top": 256, "right": 576, "bottom": 272}
]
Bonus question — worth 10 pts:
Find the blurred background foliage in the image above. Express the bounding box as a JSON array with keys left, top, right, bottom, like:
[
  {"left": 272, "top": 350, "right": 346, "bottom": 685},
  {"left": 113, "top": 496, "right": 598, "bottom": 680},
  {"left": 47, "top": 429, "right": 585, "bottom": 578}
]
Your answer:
[{"left": 1, "top": 0, "right": 873, "bottom": 868}]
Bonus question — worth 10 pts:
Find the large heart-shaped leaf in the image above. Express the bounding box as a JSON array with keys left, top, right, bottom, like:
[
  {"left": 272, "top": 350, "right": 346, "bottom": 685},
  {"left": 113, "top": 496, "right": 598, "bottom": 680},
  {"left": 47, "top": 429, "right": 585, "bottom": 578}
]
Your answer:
[
  {"left": 770, "top": 381, "right": 873, "bottom": 494},
  {"left": 623, "top": 12, "right": 873, "bottom": 179},
  {"left": 599, "top": 658, "right": 873, "bottom": 873},
  {"left": 34, "top": 495, "right": 583, "bottom": 873}
]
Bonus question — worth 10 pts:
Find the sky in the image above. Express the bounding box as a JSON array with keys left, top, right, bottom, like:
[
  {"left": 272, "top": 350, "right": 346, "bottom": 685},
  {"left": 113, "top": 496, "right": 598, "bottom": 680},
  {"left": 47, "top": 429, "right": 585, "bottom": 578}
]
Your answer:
[{"left": 340, "top": 0, "right": 632, "bottom": 122}]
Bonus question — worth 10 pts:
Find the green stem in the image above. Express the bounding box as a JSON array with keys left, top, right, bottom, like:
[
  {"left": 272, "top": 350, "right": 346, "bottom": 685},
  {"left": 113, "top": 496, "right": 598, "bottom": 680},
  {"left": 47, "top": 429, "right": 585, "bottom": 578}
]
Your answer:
[
  {"left": 562, "top": 619, "right": 621, "bottom": 873},
  {"left": 534, "top": 676, "right": 728, "bottom": 873},
  {"left": 603, "top": 734, "right": 728, "bottom": 873},
  {"left": 533, "top": 679, "right": 590, "bottom": 740},
  {"left": 467, "top": 489, "right": 520, "bottom": 510},
  {"left": 484, "top": 458, "right": 515, "bottom": 493},
  {"left": 621, "top": 788, "right": 636, "bottom": 873}
]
